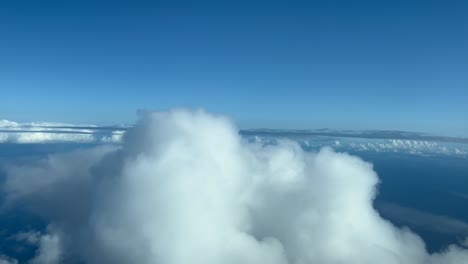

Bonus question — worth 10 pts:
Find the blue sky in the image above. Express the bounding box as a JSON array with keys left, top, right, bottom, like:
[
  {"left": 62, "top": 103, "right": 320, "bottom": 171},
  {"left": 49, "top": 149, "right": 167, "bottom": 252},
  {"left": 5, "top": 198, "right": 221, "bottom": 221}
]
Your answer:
[{"left": 1, "top": 0, "right": 467, "bottom": 136}]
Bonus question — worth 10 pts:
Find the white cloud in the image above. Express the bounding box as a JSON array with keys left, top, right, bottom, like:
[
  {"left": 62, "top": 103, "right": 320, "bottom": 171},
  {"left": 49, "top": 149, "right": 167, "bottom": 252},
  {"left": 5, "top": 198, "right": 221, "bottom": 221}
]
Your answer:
[
  {"left": 0, "top": 119, "right": 125, "bottom": 144},
  {"left": 246, "top": 135, "right": 468, "bottom": 158},
  {"left": 29, "top": 232, "right": 62, "bottom": 264},
  {"left": 1, "top": 118, "right": 467, "bottom": 159},
  {"left": 1, "top": 109, "right": 468, "bottom": 264},
  {"left": 3, "top": 132, "right": 96, "bottom": 144},
  {"left": 0, "top": 119, "right": 94, "bottom": 129}
]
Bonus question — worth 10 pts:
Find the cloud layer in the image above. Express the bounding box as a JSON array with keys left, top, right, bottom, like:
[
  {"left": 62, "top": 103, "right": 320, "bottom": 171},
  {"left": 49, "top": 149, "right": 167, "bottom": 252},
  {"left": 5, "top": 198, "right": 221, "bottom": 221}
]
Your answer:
[
  {"left": 249, "top": 136, "right": 468, "bottom": 158},
  {"left": 3, "top": 117, "right": 468, "bottom": 158},
  {"left": 2, "top": 118, "right": 467, "bottom": 159},
  {"left": 0, "top": 120, "right": 125, "bottom": 143},
  {"left": 2, "top": 109, "right": 468, "bottom": 264}
]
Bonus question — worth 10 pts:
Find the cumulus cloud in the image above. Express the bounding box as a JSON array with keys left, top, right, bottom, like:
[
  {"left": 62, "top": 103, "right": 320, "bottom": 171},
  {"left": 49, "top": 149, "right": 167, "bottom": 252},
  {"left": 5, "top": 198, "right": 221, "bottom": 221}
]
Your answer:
[
  {"left": 1, "top": 109, "right": 468, "bottom": 264},
  {"left": 29, "top": 231, "right": 62, "bottom": 264}
]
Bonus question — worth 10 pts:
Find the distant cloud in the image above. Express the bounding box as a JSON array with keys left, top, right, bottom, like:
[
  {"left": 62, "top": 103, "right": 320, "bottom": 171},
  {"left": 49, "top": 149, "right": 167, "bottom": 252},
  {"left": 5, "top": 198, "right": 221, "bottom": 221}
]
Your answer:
[
  {"left": 1, "top": 109, "right": 468, "bottom": 263},
  {"left": 347, "top": 139, "right": 468, "bottom": 157},
  {"left": 0, "top": 119, "right": 125, "bottom": 144},
  {"left": 250, "top": 136, "right": 468, "bottom": 158},
  {"left": 1, "top": 118, "right": 467, "bottom": 159}
]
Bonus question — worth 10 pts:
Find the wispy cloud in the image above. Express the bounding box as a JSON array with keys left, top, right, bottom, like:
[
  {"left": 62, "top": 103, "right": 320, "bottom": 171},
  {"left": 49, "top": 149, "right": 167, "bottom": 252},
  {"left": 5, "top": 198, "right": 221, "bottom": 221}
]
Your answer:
[
  {"left": 376, "top": 202, "right": 468, "bottom": 236},
  {"left": 451, "top": 191, "right": 468, "bottom": 201}
]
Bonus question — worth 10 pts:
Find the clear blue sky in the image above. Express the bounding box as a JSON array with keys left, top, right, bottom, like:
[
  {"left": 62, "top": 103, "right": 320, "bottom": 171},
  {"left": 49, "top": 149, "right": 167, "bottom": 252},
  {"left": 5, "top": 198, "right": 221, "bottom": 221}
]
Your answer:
[{"left": 1, "top": 0, "right": 467, "bottom": 136}]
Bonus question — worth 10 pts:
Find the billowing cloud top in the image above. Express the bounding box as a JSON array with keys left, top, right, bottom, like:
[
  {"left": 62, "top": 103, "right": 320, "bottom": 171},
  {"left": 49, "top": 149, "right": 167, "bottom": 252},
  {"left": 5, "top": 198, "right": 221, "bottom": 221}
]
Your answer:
[{"left": 1, "top": 109, "right": 467, "bottom": 264}]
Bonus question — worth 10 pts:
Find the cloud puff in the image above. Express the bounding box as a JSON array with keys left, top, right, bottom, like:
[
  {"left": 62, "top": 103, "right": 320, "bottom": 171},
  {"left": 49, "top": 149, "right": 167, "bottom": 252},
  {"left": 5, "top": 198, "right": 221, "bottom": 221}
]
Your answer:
[
  {"left": 29, "top": 231, "right": 61, "bottom": 264},
  {"left": 2, "top": 109, "right": 468, "bottom": 264}
]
